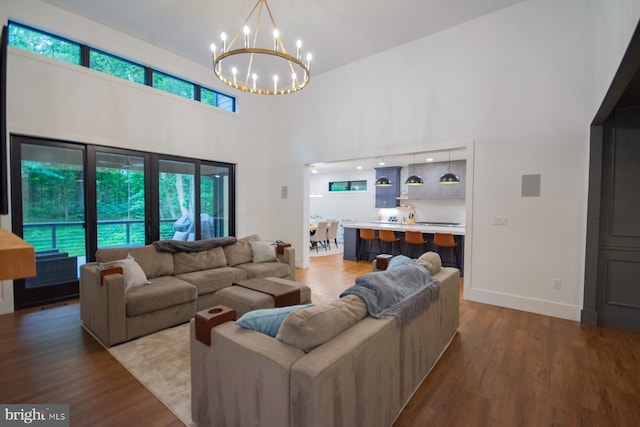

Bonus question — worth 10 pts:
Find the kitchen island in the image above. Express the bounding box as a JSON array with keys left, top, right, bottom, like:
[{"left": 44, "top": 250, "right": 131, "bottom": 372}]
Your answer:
[{"left": 342, "top": 222, "right": 465, "bottom": 275}]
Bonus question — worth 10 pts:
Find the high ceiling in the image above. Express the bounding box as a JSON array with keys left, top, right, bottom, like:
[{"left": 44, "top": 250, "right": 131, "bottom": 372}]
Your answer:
[{"left": 39, "top": 0, "right": 525, "bottom": 76}]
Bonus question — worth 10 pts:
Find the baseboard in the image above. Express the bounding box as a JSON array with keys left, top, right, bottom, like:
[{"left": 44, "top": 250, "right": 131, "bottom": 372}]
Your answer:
[{"left": 465, "top": 288, "right": 581, "bottom": 321}]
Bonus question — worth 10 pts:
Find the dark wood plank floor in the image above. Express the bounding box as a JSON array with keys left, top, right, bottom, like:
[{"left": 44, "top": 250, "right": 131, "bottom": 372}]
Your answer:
[{"left": 1, "top": 254, "right": 639, "bottom": 426}]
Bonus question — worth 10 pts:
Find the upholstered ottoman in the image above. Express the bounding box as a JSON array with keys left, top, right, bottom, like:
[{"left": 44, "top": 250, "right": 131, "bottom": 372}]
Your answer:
[{"left": 212, "top": 277, "right": 311, "bottom": 317}]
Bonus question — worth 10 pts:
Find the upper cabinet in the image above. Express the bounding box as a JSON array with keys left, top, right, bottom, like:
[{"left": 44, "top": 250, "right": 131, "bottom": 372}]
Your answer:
[
  {"left": 407, "top": 160, "right": 466, "bottom": 199},
  {"left": 375, "top": 167, "right": 401, "bottom": 208}
]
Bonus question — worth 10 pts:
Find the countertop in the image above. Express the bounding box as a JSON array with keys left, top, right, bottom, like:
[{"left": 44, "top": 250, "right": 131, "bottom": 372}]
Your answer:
[{"left": 343, "top": 222, "right": 466, "bottom": 236}]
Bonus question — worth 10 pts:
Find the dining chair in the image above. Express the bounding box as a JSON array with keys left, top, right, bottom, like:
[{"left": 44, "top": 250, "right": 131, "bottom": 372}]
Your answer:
[
  {"left": 326, "top": 221, "right": 339, "bottom": 249},
  {"left": 310, "top": 221, "right": 329, "bottom": 252}
]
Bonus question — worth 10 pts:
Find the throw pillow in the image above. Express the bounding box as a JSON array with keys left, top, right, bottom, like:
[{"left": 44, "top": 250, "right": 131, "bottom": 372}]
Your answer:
[
  {"left": 388, "top": 255, "right": 415, "bottom": 270},
  {"left": 416, "top": 251, "right": 442, "bottom": 275},
  {"left": 236, "top": 304, "right": 313, "bottom": 337},
  {"left": 223, "top": 234, "right": 260, "bottom": 266},
  {"left": 99, "top": 254, "right": 150, "bottom": 291},
  {"left": 250, "top": 240, "right": 278, "bottom": 263},
  {"left": 276, "top": 295, "right": 368, "bottom": 352}
]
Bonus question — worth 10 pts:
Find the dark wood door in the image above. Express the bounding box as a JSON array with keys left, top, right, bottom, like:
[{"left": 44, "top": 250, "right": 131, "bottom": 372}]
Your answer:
[{"left": 596, "top": 106, "right": 640, "bottom": 331}]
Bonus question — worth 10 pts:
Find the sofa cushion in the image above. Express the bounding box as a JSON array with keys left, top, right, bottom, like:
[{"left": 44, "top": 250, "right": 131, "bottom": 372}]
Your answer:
[
  {"left": 125, "top": 276, "right": 197, "bottom": 317},
  {"left": 250, "top": 241, "right": 278, "bottom": 263},
  {"left": 223, "top": 234, "right": 260, "bottom": 267},
  {"left": 416, "top": 252, "right": 442, "bottom": 275},
  {"left": 236, "top": 304, "right": 313, "bottom": 337},
  {"left": 276, "top": 295, "right": 368, "bottom": 352},
  {"left": 99, "top": 254, "right": 149, "bottom": 291},
  {"left": 176, "top": 266, "right": 247, "bottom": 296},
  {"left": 235, "top": 261, "right": 290, "bottom": 280},
  {"left": 173, "top": 246, "right": 227, "bottom": 275},
  {"left": 96, "top": 245, "right": 174, "bottom": 279}
]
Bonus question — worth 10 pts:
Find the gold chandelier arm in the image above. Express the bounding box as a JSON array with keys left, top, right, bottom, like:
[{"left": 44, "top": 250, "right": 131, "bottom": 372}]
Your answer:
[{"left": 227, "top": 0, "right": 261, "bottom": 48}]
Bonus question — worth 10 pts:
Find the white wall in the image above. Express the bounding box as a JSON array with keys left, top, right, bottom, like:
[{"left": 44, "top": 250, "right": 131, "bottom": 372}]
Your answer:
[{"left": 274, "top": 0, "right": 640, "bottom": 320}]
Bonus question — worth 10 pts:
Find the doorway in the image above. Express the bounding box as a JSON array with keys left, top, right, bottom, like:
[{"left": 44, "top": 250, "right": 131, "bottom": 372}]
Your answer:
[{"left": 583, "top": 21, "right": 640, "bottom": 331}]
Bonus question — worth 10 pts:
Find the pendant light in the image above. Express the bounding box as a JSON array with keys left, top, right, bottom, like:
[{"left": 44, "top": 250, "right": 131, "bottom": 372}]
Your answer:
[
  {"left": 404, "top": 154, "right": 424, "bottom": 186},
  {"left": 375, "top": 157, "right": 392, "bottom": 186},
  {"left": 375, "top": 176, "right": 392, "bottom": 186},
  {"left": 439, "top": 150, "right": 460, "bottom": 184}
]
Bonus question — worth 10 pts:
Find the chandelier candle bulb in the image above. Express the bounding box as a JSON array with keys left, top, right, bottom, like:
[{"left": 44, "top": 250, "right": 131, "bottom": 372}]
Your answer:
[
  {"left": 243, "top": 25, "right": 250, "bottom": 48},
  {"left": 306, "top": 53, "right": 312, "bottom": 69},
  {"left": 221, "top": 32, "right": 227, "bottom": 52},
  {"left": 296, "top": 40, "right": 302, "bottom": 59},
  {"left": 252, "top": 73, "right": 257, "bottom": 91},
  {"left": 232, "top": 67, "right": 237, "bottom": 85},
  {"left": 273, "top": 29, "right": 279, "bottom": 51},
  {"left": 273, "top": 75, "right": 278, "bottom": 92},
  {"left": 210, "top": 43, "right": 216, "bottom": 62},
  {"left": 291, "top": 72, "right": 296, "bottom": 89}
]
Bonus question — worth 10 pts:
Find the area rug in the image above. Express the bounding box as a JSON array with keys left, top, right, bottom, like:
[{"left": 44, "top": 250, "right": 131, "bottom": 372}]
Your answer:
[
  {"left": 309, "top": 245, "right": 344, "bottom": 257},
  {"left": 108, "top": 323, "right": 194, "bottom": 426}
]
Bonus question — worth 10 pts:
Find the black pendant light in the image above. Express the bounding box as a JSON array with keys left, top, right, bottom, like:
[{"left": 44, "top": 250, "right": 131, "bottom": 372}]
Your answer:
[
  {"left": 375, "top": 176, "right": 392, "bottom": 186},
  {"left": 439, "top": 151, "right": 460, "bottom": 184},
  {"left": 404, "top": 154, "right": 424, "bottom": 186}
]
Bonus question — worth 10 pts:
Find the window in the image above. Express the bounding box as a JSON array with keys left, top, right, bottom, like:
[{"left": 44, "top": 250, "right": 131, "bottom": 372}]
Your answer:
[
  {"left": 201, "top": 87, "right": 236, "bottom": 112},
  {"left": 153, "top": 71, "right": 195, "bottom": 100},
  {"left": 8, "top": 22, "right": 80, "bottom": 64},
  {"left": 7, "top": 21, "right": 236, "bottom": 112},
  {"left": 90, "top": 49, "right": 145, "bottom": 84},
  {"left": 328, "top": 180, "right": 368, "bottom": 192}
]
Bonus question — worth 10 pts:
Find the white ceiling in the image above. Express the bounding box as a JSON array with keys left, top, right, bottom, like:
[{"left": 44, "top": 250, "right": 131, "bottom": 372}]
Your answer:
[{"left": 39, "top": 0, "right": 525, "bottom": 77}]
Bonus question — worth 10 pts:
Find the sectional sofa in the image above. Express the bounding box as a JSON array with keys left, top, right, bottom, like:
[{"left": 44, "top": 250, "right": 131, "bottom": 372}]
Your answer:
[
  {"left": 80, "top": 234, "right": 294, "bottom": 347},
  {"left": 190, "top": 252, "right": 460, "bottom": 427}
]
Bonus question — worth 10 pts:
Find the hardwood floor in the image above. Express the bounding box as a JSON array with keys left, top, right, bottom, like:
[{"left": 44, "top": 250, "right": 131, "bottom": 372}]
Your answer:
[{"left": 1, "top": 254, "right": 639, "bottom": 426}]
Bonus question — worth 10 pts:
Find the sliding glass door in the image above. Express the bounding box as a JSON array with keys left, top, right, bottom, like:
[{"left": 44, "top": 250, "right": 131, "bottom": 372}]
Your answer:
[
  {"left": 158, "top": 159, "right": 196, "bottom": 241},
  {"left": 95, "top": 151, "right": 148, "bottom": 248},
  {"left": 12, "top": 140, "right": 86, "bottom": 309}
]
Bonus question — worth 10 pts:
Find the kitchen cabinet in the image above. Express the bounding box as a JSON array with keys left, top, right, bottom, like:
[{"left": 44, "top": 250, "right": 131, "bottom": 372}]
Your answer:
[
  {"left": 375, "top": 167, "right": 401, "bottom": 208},
  {"left": 407, "top": 160, "right": 466, "bottom": 199}
]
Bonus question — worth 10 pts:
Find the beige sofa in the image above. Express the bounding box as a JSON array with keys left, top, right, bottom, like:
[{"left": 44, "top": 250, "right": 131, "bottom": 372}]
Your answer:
[
  {"left": 80, "top": 235, "right": 295, "bottom": 347},
  {"left": 190, "top": 253, "right": 460, "bottom": 427}
]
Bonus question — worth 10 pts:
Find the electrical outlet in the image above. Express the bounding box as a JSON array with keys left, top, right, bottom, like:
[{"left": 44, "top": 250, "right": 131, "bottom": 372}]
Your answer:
[
  {"left": 553, "top": 279, "right": 561, "bottom": 289},
  {"left": 493, "top": 216, "right": 508, "bottom": 225}
]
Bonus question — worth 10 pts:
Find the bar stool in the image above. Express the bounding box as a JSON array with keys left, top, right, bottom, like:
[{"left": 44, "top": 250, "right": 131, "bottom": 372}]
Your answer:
[
  {"left": 433, "top": 232, "right": 460, "bottom": 268},
  {"left": 403, "top": 230, "right": 428, "bottom": 258},
  {"left": 358, "top": 228, "right": 380, "bottom": 261},
  {"left": 379, "top": 229, "right": 400, "bottom": 256}
]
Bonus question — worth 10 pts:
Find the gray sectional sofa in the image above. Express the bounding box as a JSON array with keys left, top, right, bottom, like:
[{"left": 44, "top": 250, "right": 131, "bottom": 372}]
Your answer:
[
  {"left": 190, "top": 252, "right": 460, "bottom": 427},
  {"left": 80, "top": 234, "right": 294, "bottom": 347}
]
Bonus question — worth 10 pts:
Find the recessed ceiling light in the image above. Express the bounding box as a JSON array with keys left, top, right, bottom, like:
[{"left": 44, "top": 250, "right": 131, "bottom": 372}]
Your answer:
[
  {"left": 311, "top": 169, "right": 318, "bottom": 174},
  {"left": 426, "top": 158, "right": 434, "bottom": 162},
  {"left": 356, "top": 166, "right": 363, "bottom": 170}
]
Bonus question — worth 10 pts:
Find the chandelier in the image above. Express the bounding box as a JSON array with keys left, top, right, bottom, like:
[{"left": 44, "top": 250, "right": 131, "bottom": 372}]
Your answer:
[{"left": 210, "top": 0, "right": 312, "bottom": 95}]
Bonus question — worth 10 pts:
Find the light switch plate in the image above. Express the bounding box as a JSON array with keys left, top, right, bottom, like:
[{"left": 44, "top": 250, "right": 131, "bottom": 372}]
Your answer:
[{"left": 493, "top": 216, "right": 508, "bottom": 225}]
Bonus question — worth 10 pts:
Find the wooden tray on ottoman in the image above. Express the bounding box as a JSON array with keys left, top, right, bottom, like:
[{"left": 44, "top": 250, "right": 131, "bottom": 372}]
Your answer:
[{"left": 211, "top": 277, "right": 311, "bottom": 317}]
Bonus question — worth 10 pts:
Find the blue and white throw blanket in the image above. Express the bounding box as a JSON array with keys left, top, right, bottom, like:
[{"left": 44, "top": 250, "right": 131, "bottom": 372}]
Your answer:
[{"left": 340, "top": 263, "right": 439, "bottom": 325}]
